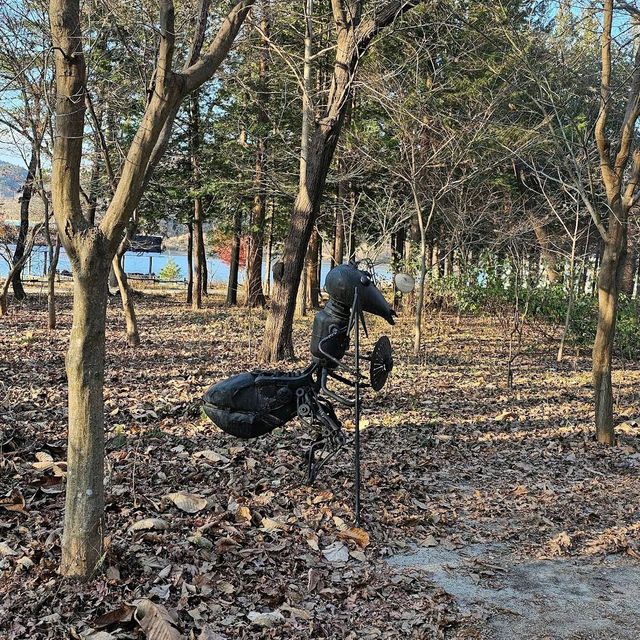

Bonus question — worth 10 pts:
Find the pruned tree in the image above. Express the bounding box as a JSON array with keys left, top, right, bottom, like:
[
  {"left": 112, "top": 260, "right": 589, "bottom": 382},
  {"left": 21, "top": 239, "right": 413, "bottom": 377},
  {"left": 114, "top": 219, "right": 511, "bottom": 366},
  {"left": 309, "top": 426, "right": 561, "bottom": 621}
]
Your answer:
[{"left": 49, "top": 0, "right": 254, "bottom": 577}]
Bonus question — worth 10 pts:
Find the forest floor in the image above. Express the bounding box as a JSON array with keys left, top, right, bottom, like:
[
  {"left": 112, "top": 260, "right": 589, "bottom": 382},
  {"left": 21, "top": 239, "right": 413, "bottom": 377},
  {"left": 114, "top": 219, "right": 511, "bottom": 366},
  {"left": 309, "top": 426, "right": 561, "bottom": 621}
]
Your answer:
[{"left": 2, "top": 286, "right": 640, "bottom": 639}]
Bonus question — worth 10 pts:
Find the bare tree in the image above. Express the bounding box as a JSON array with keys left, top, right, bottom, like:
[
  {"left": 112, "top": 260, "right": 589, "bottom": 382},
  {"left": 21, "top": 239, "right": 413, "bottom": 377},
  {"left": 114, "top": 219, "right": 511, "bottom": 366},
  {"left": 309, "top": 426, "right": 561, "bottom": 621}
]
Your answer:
[
  {"left": 49, "top": 0, "right": 253, "bottom": 577},
  {"left": 259, "top": 0, "right": 424, "bottom": 362}
]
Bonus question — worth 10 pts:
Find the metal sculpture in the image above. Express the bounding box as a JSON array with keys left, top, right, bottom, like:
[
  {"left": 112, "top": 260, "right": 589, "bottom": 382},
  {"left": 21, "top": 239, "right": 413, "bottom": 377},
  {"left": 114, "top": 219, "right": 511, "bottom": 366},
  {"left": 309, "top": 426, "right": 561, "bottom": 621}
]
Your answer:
[{"left": 202, "top": 263, "right": 399, "bottom": 523}]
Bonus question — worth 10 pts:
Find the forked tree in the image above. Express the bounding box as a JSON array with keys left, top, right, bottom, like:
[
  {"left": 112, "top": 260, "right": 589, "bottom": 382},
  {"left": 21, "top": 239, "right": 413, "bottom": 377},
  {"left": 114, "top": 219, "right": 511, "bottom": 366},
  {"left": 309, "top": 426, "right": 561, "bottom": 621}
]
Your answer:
[
  {"left": 49, "top": 0, "right": 254, "bottom": 578},
  {"left": 259, "top": 0, "right": 425, "bottom": 362},
  {"left": 590, "top": 0, "right": 640, "bottom": 443}
]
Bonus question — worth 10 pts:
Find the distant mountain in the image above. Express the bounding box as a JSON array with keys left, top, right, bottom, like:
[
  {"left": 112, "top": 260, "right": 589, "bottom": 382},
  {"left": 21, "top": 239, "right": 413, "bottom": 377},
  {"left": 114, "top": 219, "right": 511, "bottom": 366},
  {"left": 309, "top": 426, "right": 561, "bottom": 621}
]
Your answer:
[{"left": 0, "top": 160, "right": 26, "bottom": 199}]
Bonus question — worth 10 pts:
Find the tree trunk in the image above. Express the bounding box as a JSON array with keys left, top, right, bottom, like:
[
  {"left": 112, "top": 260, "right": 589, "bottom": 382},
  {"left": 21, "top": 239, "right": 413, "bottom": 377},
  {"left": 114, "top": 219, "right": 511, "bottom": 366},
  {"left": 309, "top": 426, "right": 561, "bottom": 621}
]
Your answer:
[
  {"left": 60, "top": 260, "right": 109, "bottom": 577},
  {"left": 532, "top": 220, "right": 560, "bottom": 285},
  {"left": 296, "top": 262, "right": 308, "bottom": 317},
  {"left": 265, "top": 196, "right": 274, "bottom": 297},
  {"left": 332, "top": 203, "right": 345, "bottom": 267},
  {"left": 620, "top": 224, "right": 637, "bottom": 296},
  {"left": 593, "top": 239, "right": 623, "bottom": 444},
  {"left": 11, "top": 147, "right": 38, "bottom": 300},
  {"left": 413, "top": 193, "right": 434, "bottom": 357},
  {"left": 48, "top": 238, "right": 61, "bottom": 330},
  {"left": 391, "top": 226, "right": 405, "bottom": 311},
  {"left": 307, "top": 227, "right": 320, "bottom": 309},
  {"left": 246, "top": 1, "right": 269, "bottom": 308},
  {"left": 187, "top": 222, "right": 193, "bottom": 305},
  {"left": 112, "top": 253, "right": 140, "bottom": 346},
  {"left": 189, "top": 91, "right": 204, "bottom": 310},
  {"left": 227, "top": 207, "right": 242, "bottom": 306},
  {"left": 200, "top": 235, "right": 208, "bottom": 295},
  {"left": 192, "top": 197, "right": 204, "bottom": 310},
  {"left": 1, "top": 223, "right": 43, "bottom": 318},
  {"left": 258, "top": 0, "right": 421, "bottom": 361},
  {"left": 557, "top": 210, "right": 580, "bottom": 362}
]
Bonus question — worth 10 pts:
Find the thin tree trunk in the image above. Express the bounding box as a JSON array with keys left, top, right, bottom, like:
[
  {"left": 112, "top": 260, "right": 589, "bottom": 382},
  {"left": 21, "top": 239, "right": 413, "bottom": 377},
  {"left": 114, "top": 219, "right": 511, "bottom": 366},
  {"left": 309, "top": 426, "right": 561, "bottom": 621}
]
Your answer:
[
  {"left": 60, "top": 264, "right": 109, "bottom": 576},
  {"left": 200, "top": 236, "right": 208, "bottom": 295},
  {"left": 11, "top": 146, "right": 38, "bottom": 300},
  {"left": 112, "top": 253, "right": 140, "bottom": 346},
  {"left": 1, "top": 223, "right": 42, "bottom": 317},
  {"left": 413, "top": 191, "right": 435, "bottom": 358},
  {"left": 246, "top": 0, "right": 269, "bottom": 307},
  {"left": 532, "top": 220, "right": 560, "bottom": 285},
  {"left": 193, "top": 197, "right": 204, "bottom": 309},
  {"left": 189, "top": 91, "right": 204, "bottom": 310},
  {"left": 307, "top": 227, "right": 320, "bottom": 308},
  {"left": 296, "top": 263, "right": 308, "bottom": 317},
  {"left": 187, "top": 222, "right": 193, "bottom": 304},
  {"left": 259, "top": 0, "right": 421, "bottom": 361},
  {"left": 332, "top": 204, "right": 345, "bottom": 267},
  {"left": 558, "top": 207, "right": 580, "bottom": 362},
  {"left": 227, "top": 207, "right": 242, "bottom": 305},
  {"left": 593, "top": 239, "right": 624, "bottom": 444},
  {"left": 265, "top": 195, "right": 274, "bottom": 297},
  {"left": 620, "top": 224, "right": 637, "bottom": 296},
  {"left": 48, "top": 238, "right": 61, "bottom": 330}
]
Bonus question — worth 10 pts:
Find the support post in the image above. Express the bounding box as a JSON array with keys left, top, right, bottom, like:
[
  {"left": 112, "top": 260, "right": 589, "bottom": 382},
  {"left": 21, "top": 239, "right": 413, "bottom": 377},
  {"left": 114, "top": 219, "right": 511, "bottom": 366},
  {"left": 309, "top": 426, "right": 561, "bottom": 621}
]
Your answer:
[{"left": 354, "top": 287, "right": 361, "bottom": 526}]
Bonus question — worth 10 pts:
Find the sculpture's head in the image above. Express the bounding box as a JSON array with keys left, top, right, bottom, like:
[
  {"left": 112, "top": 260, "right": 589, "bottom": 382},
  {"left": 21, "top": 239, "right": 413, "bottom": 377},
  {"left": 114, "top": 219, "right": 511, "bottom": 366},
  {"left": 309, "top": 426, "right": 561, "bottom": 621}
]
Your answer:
[{"left": 324, "top": 263, "right": 395, "bottom": 324}]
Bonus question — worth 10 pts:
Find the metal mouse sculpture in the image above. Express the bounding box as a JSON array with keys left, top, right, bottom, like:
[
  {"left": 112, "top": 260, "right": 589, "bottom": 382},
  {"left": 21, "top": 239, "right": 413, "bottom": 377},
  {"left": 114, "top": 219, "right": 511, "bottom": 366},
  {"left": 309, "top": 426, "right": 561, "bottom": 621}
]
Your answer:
[{"left": 202, "top": 262, "right": 397, "bottom": 523}]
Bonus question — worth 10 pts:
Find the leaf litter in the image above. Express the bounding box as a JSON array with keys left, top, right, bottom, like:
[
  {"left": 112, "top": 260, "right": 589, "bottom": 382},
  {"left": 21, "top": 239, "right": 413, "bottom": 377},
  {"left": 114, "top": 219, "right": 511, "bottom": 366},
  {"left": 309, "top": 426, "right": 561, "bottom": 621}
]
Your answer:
[{"left": 2, "top": 289, "right": 640, "bottom": 638}]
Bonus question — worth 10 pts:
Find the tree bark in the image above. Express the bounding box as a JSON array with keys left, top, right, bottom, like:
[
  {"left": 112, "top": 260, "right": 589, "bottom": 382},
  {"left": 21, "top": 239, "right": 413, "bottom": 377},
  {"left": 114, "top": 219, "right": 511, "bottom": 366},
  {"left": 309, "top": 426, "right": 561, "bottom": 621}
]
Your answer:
[
  {"left": 307, "top": 227, "right": 321, "bottom": 308},
  {"left": 48, "top": 239, "right": 61, "bottom": 330},
  {"left": 112, "top": 253, "right": 140, "bottom": 347},
  {"left": 227, "top": 207, "right": 242, "bottom": 305},
  {"left": 531, "top": 219, "right": 560, "bottom": 285},
  {"left": 620, "top": 223, "right": 637, "bottom": 296},
  {"left": 189, "top": 91, "right": 204, "bottom": 310},
  {"left": 593, "top": 239, "right": 624, "bottom": 444},
  {"left": 49, "top": 0, "right": 254, "bottom": 579},
  {"left": 60, "top": 253, "right": 109, "bottom": 576},
  {"left": 187, "top": 222, "right": 193, "bottom": 304},
  {"left": 332, "top": 203, "right": 345, "bottom": 267},
  {"left": 11, "top": 146, "right": 38, "bottom": 300},
  {"left": 246, "top": 0, "right": 269, "bottom": 308},
  {"left": 1, "top": 223, "right": 43, "bottom": 318},
  {"left": 193, "top": 197, "right": 204, "bottom": 309}
]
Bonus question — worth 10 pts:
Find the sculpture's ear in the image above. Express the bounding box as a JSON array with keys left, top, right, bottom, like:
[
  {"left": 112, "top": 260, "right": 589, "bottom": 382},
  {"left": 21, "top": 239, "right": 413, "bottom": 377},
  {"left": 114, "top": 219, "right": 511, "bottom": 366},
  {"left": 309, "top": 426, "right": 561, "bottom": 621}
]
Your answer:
[{"left": 272, "top": 260, "right": 284, "bottom": 282}]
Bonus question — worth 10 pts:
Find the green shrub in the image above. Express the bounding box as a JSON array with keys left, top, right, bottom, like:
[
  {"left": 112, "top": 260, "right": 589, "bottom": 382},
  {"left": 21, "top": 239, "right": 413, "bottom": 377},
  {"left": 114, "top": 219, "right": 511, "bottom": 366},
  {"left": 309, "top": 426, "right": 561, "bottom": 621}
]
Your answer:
[
  {"left": 159, "top": 258, "right": 183, "bottom": 281},
  {"left": 421, "top": 273, "right": 640, "bottom": 358}
]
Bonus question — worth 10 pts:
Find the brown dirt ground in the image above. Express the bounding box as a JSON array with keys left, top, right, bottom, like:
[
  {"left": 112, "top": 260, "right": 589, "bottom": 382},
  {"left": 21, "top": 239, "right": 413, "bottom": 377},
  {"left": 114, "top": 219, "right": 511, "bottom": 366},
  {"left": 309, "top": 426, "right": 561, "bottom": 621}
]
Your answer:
[{"left": 1, "top": 285, "right": 640, "bottom": 639}]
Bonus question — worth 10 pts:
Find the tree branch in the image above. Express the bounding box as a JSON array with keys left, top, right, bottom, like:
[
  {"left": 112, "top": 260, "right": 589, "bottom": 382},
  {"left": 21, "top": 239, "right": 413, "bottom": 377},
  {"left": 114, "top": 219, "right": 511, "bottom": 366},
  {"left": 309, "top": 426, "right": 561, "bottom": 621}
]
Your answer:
[
  {"left": 595, "top": 0, "right": 616, "bottom": 196},
  {"left": 183, "top": 0, "right": 254, "bottom": 93}
]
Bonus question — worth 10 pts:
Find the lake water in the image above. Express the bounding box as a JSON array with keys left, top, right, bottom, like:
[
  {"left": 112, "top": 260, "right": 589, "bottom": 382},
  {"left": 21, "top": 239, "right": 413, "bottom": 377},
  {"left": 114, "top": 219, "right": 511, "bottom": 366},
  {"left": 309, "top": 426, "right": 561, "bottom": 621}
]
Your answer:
[{"left": 1, "top": 245, "right": 392, "bottom": 287}]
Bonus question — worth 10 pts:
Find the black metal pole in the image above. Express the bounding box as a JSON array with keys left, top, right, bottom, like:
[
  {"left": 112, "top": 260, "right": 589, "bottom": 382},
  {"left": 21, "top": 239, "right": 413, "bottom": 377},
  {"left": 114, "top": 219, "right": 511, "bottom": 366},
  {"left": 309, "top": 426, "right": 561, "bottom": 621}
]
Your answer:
[{"left": 354, "top": 287, "right": 361, "bottom": 526}]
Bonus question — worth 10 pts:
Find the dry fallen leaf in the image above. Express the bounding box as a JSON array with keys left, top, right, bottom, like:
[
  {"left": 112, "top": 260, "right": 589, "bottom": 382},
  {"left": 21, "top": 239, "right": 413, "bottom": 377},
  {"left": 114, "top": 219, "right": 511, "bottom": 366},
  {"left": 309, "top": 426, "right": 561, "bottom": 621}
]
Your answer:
[
  {"left": 134, "top": 599, "right": 181, "bottom": 640},
  {"left": 235, "top": 505, "right": 251, "bottom": 521},
  {"left": 193, "top": 450, "right": 230, "bottom": 464},
  {"left": 338, "top": 527, "right": 370, "bottom": 548},
  {"left": 164, "top": 491, "right": 207, "bottom": 514},
  {"left": 307, "top": 568, "right": 321, "bottom": 593},
  {"left": 322, "top": 541, "right": 349, "bottom": 563},
  {"left": 129, "top": 518, "right": 169, "bottom": 533},
  {"left": 313, "top": 490, "right": 334, "bottom": 504},
  {"left": 0, "top": 489, "right": 27, "bottom": 513},
  {"left": 93, "top": 604, "right": 136, "bottom": 628},
  {"left": 306, "top": 531, "right": 320, "bottom": 551},
  {"left": 261, "top": 517, "right": 286, "bottom": 532},
  {"left": 280, "top": 603, "right": 312, "bottom": 620},
  {"left": 217, "top": 580, "right": 235, "bottom": 595},
  {"left": 0, "top": 542, "right": 18, "bottom": 556},
  {"left": 247, "top": 610, "right": 285, "bottom": 628}
]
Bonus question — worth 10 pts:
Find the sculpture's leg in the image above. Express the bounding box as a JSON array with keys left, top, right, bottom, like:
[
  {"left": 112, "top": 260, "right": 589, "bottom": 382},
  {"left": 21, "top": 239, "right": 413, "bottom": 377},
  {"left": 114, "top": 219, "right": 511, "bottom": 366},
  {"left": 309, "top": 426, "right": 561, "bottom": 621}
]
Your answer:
[{"left": 305, "top": 438, "right": 327, "bottom": 484}]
